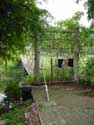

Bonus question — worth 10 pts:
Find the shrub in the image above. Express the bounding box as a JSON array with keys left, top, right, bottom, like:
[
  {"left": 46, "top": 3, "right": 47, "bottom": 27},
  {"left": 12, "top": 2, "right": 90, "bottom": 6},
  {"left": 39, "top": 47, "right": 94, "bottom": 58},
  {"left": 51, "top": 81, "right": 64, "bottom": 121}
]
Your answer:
[
  {"left": 1, "top": 100, "right": 32, "bottom": 125},
  {"left": 79, "top": 57, "right": 94, "bottom": 85},
  {"left": 23, "top": 75, "right": 34, "bottom": 83},
  {"left": 4, "top": 80, "right": 21, "bottom": 102},
  {"left": 84, "top": 58, "right": 94, "bottom": 82}
]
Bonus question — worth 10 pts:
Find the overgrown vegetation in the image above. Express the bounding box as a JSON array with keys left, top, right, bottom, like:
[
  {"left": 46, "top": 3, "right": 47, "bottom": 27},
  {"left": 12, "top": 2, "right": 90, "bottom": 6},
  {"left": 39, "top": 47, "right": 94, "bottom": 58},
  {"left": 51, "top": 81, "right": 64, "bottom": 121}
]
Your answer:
[
  {"left": 0, "top": 0, "right": 94, "bottom": 124},
  {"left": 0, "top": 0, "right": 49, "bottom": 62},
  {"left": 0, "top": 100, "right": 32, "bottom": 125},
  {"left": 0, "top": 59, "right": 27, "bottom": 91},
  {"left": 79, "top": 57, "right": 94, "bottom": 85},
  {"left": 4, "top": 80, "right": 21, "bottom": 102}
]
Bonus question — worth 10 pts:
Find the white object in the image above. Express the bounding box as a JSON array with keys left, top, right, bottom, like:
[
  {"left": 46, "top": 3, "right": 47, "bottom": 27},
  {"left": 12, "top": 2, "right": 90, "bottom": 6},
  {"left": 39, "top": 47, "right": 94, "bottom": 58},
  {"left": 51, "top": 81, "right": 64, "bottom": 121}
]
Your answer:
[{"left": 0, "top": 93, "right": 6, "bottom": 102}]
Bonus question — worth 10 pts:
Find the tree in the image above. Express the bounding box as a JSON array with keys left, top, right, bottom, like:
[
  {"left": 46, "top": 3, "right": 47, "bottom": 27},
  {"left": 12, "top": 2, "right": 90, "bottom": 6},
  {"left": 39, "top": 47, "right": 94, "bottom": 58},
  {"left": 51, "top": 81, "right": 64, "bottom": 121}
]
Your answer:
[
  {"left": 56, "top": 11, "right": 84, "bottom": 30},
  {"left": 0, "top": 0, "right": 48, "bottom": 62},
  {"left": 76, "top": 0, "right": 94, "bottom": 22},
  {"left": 86, "top": 0, "right": 94, "bottom": 19}
]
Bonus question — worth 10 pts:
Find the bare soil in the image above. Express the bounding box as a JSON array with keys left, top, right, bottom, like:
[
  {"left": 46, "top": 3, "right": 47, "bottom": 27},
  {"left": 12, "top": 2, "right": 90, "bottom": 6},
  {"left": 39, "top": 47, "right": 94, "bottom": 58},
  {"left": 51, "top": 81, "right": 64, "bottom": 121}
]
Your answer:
[{"left": 33, "top": 85, "right": 94, "bottom": 125}]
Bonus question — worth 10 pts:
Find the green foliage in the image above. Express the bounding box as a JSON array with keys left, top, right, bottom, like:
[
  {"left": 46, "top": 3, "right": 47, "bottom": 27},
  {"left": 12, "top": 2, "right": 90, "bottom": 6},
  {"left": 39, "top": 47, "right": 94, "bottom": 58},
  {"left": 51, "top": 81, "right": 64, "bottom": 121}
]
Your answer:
[
  {"left": 0, "top": 59, "right": 28, "bottom": 91},
  {"left": 79, "top": 57, "right": 94, "bottom": 84},
  {"left": 0, "top": 0, "right": 48, "bottom": 61},
  {"left": 84, "top": 58, "right": 94, "bottom": 83},
  {"left": 38, "top": 102, "right": 45, "bottom": 110},
  {"left": 23, "top": 75, "right": 34, "bottom": 82},
  {"left": 23, "top": 99, "right": 32, "bottom": 106},
  {"left": 1, "top": 100, "right": 32, "bottom": 124},
  {"left": 55, "top": 12, "right": 94, "bottom": 54},
  {"left": 38, "top": 101, "right": 56, "bottom": 110},
  {"left": 80, "top": 26, "right": 94, "bottom": 54},
  {"left": 86, "top": 0, "right": 94, "bottom": 19},
  {"left": 4, "top": 80, "right": 21, "bottom": 101},
  {"left": 1, "top": 107, "right": 24, "bottom": 125},
  {"left": 56, "top": 11, "right": 83, "bottom": 30},
  {"left": 77, "top": 0, "right": 94, "bottom": 20},
  {"left": 0, "top": 102, "right": 4, "bottom": 110}
]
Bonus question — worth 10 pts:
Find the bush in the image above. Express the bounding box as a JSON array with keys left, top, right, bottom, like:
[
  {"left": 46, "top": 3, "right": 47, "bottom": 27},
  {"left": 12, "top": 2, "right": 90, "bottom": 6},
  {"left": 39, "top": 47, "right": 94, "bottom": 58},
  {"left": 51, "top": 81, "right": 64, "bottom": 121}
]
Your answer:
[
  {"left": 79, "top": 57, "right": 94, "bottom": 85},
  {"left": 23, "top": 75, "right": 34, "bottom": 83},
  {"left": 1, "top": 100, "right": 32, "bottom": 125},
  {"left": 1, "top": 107, "right": 24, "bottom": 125},
  {"left": 84, "top": 58, "right": 94, "bottom": 82},
  {"left": 4, "top": 80, "right": 21, "bottom": 102}
]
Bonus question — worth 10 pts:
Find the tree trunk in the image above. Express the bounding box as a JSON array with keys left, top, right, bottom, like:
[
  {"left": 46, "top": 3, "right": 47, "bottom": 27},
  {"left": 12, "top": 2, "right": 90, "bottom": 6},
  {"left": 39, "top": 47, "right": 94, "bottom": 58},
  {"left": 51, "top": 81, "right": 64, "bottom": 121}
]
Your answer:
[
  {"left": 34, "top": 36, "right": 40, "bottom": 84},
  {"left": 73, "top": 28, "right": 80, "bottom": 83},
  {"left": 51, "top": 58, "right": 53, "bottom": 82}
]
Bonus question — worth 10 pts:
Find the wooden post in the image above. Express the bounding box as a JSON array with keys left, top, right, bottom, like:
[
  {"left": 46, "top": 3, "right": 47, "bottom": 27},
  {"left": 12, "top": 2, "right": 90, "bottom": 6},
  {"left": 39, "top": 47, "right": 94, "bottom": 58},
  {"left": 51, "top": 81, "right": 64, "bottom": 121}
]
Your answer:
[
  {"left": 51, "top": 58, "right": 53, "bottom": 82},
  {"left": 34, "top": 36, "right": 40, "bottom": 84},
  {"left": 73, "top": 27, "right": 80, "bottom": 83}
]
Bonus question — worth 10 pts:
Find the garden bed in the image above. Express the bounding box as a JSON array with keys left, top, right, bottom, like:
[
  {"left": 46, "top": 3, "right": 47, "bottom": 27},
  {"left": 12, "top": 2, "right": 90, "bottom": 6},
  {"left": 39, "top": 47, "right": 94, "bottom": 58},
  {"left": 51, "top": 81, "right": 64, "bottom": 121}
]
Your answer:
[{"left": 0, "top": 100, "right": 40, "bottom": 125}]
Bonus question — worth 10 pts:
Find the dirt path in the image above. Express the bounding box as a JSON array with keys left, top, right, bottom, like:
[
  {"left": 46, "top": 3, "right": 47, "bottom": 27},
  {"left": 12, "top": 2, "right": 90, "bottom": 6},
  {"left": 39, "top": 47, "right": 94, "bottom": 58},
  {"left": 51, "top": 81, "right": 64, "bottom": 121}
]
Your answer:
[{"left": 33, "top": 86, "right": 94, "bottom": 125}]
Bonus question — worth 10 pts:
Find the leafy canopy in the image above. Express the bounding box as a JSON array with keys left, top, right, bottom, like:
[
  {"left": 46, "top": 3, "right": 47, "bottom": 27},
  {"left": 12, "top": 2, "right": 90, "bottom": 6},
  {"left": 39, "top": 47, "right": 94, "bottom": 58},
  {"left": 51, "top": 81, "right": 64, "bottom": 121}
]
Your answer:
[
  {"left": 0, "top": 0, "right": 48, "bottom": 61},
  {"left": 76, "top": 0, "right": 94, "bottom": 20}
]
